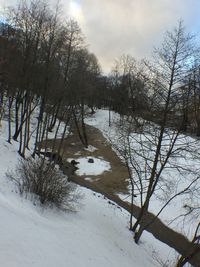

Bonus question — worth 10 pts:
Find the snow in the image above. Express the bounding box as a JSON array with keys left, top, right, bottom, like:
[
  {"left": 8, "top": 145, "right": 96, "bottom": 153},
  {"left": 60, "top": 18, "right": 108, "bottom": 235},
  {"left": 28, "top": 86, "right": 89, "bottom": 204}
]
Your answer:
[
  {"left": 0, "top": 118, "right": 172, "bottom": 267},
  {"left": 47, "top": 119, "right": 69, "bottom": 140},
  {"left": 68, "top": 156, "right": 111, "bottom": 176},
  {"left": 0, "top": 186, "right": 159, "bottom": 267},
  {"left": 84, "top": 145, "right": 98, "bottom": 152},
  {"left": 85, "top": 109, "right": 200, "bottom": 239}
]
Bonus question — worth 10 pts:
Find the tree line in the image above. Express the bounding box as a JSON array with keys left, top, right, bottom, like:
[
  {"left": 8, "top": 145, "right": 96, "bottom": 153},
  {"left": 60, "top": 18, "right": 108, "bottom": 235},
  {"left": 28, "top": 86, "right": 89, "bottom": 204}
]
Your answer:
[
  {"left": 0, "top": 0, "right": 107, "bottom": 158},
  {"left": 2, "top": 1, "right": 200, "bottom": 161}
]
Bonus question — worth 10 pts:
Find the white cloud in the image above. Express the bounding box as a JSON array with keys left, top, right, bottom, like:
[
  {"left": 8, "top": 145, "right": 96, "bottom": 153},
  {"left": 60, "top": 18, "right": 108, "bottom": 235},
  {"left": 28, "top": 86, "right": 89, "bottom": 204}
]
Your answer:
[
  {"left": 75, "top": 0, "right": 200, "bottom": 72},
  {"left": 0, "top": 0, "right": 200, "bottom": 73}
]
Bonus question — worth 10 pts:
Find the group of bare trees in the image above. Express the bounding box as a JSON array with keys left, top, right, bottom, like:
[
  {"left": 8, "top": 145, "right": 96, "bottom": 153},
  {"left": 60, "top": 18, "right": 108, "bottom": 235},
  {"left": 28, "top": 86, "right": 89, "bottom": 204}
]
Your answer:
[
  {"left": 107, "top": 25, "right": 200, "bottom": 139},
  {"left": 107, "top": 55, "right": 148, "bottom": 117},
  {"left": 109, "top": 21, "right": 200, "bottom": 266},
  {"left": 0, "top": 0, "right": 102, "bottom": 158}
]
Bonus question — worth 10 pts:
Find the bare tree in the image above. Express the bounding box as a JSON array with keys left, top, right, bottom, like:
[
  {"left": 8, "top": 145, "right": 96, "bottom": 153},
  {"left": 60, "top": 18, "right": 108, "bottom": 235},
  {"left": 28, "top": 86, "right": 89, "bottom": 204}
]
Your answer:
[
  {"left": 113, "top": 21, "right": 198, "bottom": 244},
  {"left": 109, "top": 55, "right": 147, "bottom": 118}
]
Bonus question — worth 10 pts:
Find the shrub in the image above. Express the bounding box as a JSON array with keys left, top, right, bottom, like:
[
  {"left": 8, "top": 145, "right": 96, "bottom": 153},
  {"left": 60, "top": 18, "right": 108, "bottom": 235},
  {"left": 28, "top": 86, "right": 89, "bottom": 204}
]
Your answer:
[{"left": 7, "top": 158, "right": 79, "bottom": 209}]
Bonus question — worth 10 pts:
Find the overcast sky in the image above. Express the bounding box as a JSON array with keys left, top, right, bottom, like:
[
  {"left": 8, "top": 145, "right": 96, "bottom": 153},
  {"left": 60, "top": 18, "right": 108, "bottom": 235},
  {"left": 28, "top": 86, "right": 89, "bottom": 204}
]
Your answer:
[{"left": 1, "top": 0, "right": 200, "bottom": 73}]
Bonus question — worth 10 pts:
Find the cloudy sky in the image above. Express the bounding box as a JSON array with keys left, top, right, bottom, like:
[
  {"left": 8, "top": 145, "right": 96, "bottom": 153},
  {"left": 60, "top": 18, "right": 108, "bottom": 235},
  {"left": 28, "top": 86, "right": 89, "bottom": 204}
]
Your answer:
[{"left": 1, "top": 0, "right": 200, "bottom": 73}]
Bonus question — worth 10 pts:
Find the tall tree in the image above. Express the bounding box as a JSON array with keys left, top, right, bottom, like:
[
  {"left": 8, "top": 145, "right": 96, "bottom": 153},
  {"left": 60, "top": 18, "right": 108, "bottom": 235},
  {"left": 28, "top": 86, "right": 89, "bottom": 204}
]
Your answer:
[{"left": 115, "top": 21, "right": 197, "bottom": 243}]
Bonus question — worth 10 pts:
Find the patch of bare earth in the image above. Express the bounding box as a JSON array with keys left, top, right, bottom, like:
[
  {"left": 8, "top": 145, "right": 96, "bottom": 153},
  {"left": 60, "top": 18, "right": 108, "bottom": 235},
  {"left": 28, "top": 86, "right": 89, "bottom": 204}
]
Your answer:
[{"left": 45, "top": 124, "right": 129, "bottom": 195}]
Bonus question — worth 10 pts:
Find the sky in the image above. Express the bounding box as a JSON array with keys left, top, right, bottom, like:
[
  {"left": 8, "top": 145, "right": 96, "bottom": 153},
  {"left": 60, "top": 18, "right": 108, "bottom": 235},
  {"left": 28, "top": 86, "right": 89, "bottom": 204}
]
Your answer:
[{"left": 0, "top": 0, "right": 200, "bottom": 73}]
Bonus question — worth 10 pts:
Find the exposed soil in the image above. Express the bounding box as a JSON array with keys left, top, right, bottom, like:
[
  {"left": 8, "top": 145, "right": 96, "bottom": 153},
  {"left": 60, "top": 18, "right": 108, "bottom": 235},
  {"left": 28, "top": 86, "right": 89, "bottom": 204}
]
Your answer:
[
  {"left": 44, "top": 124, "right": 129, "bottom": 195},
  {"left": 44, "top": 124, "right": 200, "bottom": 267}
]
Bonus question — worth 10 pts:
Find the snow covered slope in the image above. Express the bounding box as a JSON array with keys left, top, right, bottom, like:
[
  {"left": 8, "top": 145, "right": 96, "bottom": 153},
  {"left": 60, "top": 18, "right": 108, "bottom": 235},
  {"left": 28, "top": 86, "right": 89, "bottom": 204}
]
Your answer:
[
  {"left": 85, "top": 109, "right": 200, "bottom": 240},
  {"left": 0, "top": 119, "right": 173, "bottom": 267}
]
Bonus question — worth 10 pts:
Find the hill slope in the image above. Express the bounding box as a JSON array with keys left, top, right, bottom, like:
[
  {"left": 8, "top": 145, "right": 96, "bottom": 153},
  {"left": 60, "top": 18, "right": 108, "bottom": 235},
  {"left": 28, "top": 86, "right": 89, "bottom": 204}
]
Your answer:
[{"left": 0, "top": 118, "right": 173, "bottom": 267}]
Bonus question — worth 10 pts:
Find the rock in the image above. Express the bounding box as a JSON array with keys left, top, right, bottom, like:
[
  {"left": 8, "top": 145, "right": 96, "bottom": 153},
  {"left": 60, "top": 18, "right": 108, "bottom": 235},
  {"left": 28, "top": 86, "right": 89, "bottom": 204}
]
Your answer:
[
  {"left": 88, "top": 158, "right": 94, "bottom": 163},
  {"left": 71, "top": 159, "right": 79, "bottom": 165}
]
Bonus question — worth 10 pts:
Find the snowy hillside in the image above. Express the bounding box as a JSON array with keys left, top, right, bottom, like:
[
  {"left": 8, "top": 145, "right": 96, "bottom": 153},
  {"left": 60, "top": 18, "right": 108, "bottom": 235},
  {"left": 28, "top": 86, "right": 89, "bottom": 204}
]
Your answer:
[
  {"left": 0, "top": 119, "right": 174, "bottom": 266},
  {"left": 85, "top": 109, "right": 200, "bottom": 240}
]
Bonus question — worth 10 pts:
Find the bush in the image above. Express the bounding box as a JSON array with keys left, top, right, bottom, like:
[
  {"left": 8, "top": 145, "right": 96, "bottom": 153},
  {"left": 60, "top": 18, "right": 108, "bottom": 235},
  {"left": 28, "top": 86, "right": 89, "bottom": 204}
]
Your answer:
[{"left": 7, "top": 158, "right": 79, "bottom": 209}]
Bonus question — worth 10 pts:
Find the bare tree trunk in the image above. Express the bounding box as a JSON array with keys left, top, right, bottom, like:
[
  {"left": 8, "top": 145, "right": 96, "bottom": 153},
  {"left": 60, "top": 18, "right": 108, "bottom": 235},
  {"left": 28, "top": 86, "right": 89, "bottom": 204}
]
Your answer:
[
  {"left": 0, "top": 91, "right": 5, "bottom": 127},
  {"left": 13, "top": 91, "right": 21, "bottom": 140},
  {"left": 37, "top": 112, "right": 48, "bottom": 156},
  {"left": 18, "top": 98, "right": 25, "bottom": 156},
  {"left": 32, "top": 98, "right": 45, "bottom": 157},
  {"left": 48, "top": 101, "right": 61, "bottom": 132},
  {"left": 26, "top": 101, "right": 31, "bottom": 150},
  {"left": 81, "top": 98, "right": 88, "bottom": 147},
  {"left": 72, "top": 106, "right": 85, "bottom": 146},
  {"left": 13, "top": 92, "right": 28, "bottom": 141},
  {"left": 7, "top": 96, "right": 13, "bottom": 143},
  {"left": 21, "top": 96, "right": 31, "bottom": 157}
]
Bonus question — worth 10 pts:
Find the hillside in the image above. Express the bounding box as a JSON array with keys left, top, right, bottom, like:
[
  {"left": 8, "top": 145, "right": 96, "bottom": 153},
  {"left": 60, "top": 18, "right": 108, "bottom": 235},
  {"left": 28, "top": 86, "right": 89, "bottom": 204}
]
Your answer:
[{"left": 0, "top": 118, "right": 172, "bottom": 267}]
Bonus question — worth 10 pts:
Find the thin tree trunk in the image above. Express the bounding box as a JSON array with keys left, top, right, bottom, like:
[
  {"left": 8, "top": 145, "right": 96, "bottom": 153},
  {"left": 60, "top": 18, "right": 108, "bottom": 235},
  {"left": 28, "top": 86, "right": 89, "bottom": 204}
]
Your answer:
[
  {"left": 32, "top": 98, "right": 45, "bottom": 157},
  {"left": 18, "top": 98, "right": 25, "bottom": 156},
  {"left": 26, "top": 101, "right": 31, "bottom": 149},
  {"left": 48, "top": 101, "right": 61, "bottom": 132},
  {"left": 7, "top": 96, "right": 13, "bottom": 144},
  {"left": 0, "top": 91, "right": 4, "bottom": 127},
  {"left": 13, "top": 92, "right": 28, "bottom": 141},
  {"left": 81, "top": 99, "right": 88, "bottom": 147},
  {"left": 21, "top": 97, "right": 30, "bottom": 157},
  {"left": 72, "top": 106, "right": 85, "bottom": 146}
]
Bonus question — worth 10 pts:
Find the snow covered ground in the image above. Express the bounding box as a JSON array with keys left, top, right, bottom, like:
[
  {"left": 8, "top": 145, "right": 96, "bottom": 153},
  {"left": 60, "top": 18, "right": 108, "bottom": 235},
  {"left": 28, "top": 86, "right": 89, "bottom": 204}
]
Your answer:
[
  {"left": 85, "top": 109, "right": 200, "bottom": 240},
  {"left": 0, "top": 118, "right": 176, "bottom": 266},
  {"left": 67, "top": 156, "right": 111, "bottom": 176}
]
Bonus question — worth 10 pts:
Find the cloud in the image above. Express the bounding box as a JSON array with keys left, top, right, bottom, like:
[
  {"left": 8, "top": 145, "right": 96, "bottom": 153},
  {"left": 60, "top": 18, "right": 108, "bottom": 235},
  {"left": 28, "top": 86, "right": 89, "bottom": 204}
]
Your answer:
[
  {"left": 0, "top": 0, "right": 16, "bottom": 9},
  {"left": 0, "top": 0, "right": 200, "bottom": 73},
  {"left": 74, "top": 0, "right": 200, "bottom": 72}
]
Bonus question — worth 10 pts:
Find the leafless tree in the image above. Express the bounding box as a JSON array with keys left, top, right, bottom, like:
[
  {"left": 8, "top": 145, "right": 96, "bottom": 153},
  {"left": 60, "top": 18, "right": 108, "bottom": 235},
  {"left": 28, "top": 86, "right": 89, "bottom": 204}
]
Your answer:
[
  {"left": 109, "top": 55, "right": 148, "bottom": 118},
  {"left": 112, "top": 21, "right": 199, "bottom": 244}
]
